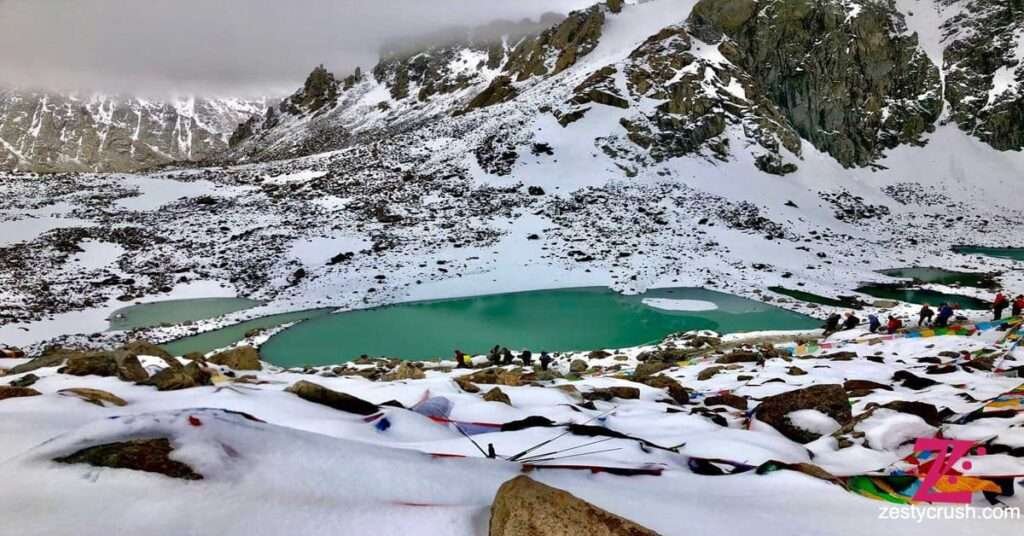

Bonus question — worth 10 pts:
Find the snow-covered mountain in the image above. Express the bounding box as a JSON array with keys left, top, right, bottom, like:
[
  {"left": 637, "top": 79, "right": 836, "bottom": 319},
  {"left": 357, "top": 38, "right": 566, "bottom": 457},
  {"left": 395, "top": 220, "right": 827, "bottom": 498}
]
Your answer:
[
  {"left": 228, "top": 0, "right": 1024, "bottom": 172},
  {"left": 0, "top": 91, "right": 267, "bottom": 172}
]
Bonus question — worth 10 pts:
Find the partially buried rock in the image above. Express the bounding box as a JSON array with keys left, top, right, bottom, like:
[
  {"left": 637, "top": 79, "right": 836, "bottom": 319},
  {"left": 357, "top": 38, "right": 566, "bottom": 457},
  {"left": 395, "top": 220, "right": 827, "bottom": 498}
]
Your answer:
[
  {"left": 489, "top": 475, "right": 659, "bottom": 536},
  {"left": 119, "top": 340, "right": 180, "bottom": 369},
  {"left": 8, "top": 373, "right": 39, "bottom": 388},
  {"left": 569, "top": 359, "right": 588, "bottom": 373},
  {"left": 642, "top": 375, "right": 690, "bottom": 404},
  {"left": 632, "top": 361, "right": 671, "bottom": 381},
  {"left": 697, "top": 366, "right": 725, "bottom": 381},
  {"left": 754, "top": 384, "right": 852, "bottom": 443},
  {"left": 64, "top": 352, "right": 148, "bottom": 383},
  {"left": 145, "top": 362, "right": 212, "bottom": 391},
  {"left": 584, "top": 386, "right": 640, "bottom": 401},
  {"left": 207, "top": 346, "right": 262, "bottom": 371},
  {"left": 455, "top": 377, "right": 481, "bottom": 393},
  {"left": 58, "top": 388, "right": 127, "bottom": 407},
  {"left": 483, "top": 387, "right": 512, "bottom": 405},
  {"left": 704, "top": 392, "right": 748, "bottom": 410},
  {"left": 285, "top": 380, "right": 379, "bottom": 415},
  {"left": 54, "top": 438, "right": 202, "bottom": 480},
  {"left": 0, "top": 386, "right": 41, "bottom": 401},
  {"left": 716, "top": 351, "right": 761, "bottom": 364}
]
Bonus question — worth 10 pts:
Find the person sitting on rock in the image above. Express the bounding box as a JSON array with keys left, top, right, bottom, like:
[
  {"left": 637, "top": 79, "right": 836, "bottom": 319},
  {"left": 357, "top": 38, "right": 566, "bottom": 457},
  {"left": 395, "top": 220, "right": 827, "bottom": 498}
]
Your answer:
[
  {"left": 886, "top": 315, "right": 903, "bottom": 334},
  {"left": 841, "top": 312, "right": 860, "bottom": 331},
  {"left": 918, "top": 303, "right": 934, "bottom": 327},
  {"left": 500, "top": 347, "right": 514, "bottom": 365},
  {"left": 520, "top": 350, "right": 533, "bottom": 367},
  {"left": 1012, "top": 295, "right": 1024, "bottom": 318},
  {"left": 993, "top": 292, "right": 1010, "bottom": 320},
  {"left": 867, "top": 314, "right": 881, "bottom": 334},
  {"left": 935, "top": 303, "right": 955, "bottom": 327},
  {"left": 487, "top": 345, "right": 501, "bottom": 366},
  {"left": 823, "top": 313, "right": 842, "bottom": 335},
  {"left": 454, "top": 349, "right": 470, "bottom": 369},
  {"left": 539, "top": 351, "right": 553, "bottom": 371}
]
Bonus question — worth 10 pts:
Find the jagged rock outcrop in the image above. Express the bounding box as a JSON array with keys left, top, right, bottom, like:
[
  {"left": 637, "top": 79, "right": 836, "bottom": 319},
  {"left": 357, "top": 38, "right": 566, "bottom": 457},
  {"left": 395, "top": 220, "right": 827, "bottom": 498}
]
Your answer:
[
  {"left": 943, "top": 0, "right": 1024, "bottom": 150},
  {"left": 504, "top": 5, "right": 607, "bottom": 81},
  {"left": 689, "top": 0, "right": 943, "bottom": 167}
]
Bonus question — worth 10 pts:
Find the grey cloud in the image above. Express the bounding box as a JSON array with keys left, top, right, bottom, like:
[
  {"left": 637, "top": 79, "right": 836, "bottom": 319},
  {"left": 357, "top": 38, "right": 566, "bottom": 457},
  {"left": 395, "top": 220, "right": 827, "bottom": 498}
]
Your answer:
[{"left": 0, "top": 0, "right": 593, "bottom": 97}]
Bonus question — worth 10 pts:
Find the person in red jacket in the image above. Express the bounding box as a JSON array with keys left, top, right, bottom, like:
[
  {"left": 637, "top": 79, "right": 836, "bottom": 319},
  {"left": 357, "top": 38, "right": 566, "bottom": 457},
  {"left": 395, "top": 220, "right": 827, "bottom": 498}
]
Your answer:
[
  {"left": 886, "top": 315, "right": 904, "bottom": 334},
  {"left": 993, "top": 292, "right": 1010, "bottom": 320},
  {"left": 1013, "top": 295, "right": 1024, "bottom": 318}
]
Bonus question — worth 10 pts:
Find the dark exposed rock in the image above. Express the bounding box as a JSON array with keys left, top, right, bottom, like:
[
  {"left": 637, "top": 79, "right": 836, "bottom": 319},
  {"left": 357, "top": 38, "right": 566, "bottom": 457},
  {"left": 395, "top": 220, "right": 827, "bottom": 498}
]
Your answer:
[
  {"left": 704, "top": 392, "right": 748, "bottom": 410},
  {"left": 64, "top": 352, "right": 149, "bottom": 383},
  {"left": 54, "top": 438, "right": 203, "bottom": 480},
  {"left": 716, "top": 351, "right": 761, "bottom": 364},
  {"left": 285, "top": 380, "right": 379, "bottom": 415},
  {"left": 0, "top": 386, "right": 42, "bottom": 401},
  {"left": 489, "top": 475, "right": 659, "bottom": 536},
  {"left": 144, "top": 362, "right": 212, "bottom": 391},
  {"left": 208, "top": 346, "right": 262, "bottom": 371},
  {"left": 8, "top": 373, "right": 39, "bottom": 388},
  {"left": 755, "top": 384, "right": 852, "bottom": 443},
  {"left": 484, "top": 387, "right": 512, "bottom": 405}
]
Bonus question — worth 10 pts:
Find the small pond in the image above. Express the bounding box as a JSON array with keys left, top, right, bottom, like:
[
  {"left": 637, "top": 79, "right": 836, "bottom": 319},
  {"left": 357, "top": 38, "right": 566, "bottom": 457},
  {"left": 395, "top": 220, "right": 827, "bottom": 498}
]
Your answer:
[
  {"left": 108, "top": 297, "right": 262, "bottom": 331},
  {"left": 769, "top": 287, "right": 864, "bottom": 309},
  {"left": 160, "top": 308, "right": 333, "bottom": 357},
  {"left": 855, "top": 286, "right": 990, "bottom": 310},
  {"left": 953, "top": 246, "right": 1024, "bottom": 262},
  {"left": 259, "top": 287, "right": 820, "bottom": 366},
  {"left": 877, "top": 267, "right": 995, "bottom": 288}
]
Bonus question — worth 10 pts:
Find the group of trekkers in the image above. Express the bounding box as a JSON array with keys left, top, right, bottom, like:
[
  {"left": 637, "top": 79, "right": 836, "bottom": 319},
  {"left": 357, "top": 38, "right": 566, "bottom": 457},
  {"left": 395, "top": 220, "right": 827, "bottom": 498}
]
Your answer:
[
  {"left": 822, "top": 290, "right": 1023, "bottom": 337},
  {"left": 454, "top": 346, "right": 554, "bottom": 370}
]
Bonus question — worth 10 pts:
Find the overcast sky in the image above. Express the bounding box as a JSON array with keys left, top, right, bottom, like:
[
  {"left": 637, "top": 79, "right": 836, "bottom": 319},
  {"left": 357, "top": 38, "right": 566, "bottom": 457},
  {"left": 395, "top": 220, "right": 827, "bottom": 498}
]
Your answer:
[{"left": 0, "top": 0, "right": 592, "bottom": 98}]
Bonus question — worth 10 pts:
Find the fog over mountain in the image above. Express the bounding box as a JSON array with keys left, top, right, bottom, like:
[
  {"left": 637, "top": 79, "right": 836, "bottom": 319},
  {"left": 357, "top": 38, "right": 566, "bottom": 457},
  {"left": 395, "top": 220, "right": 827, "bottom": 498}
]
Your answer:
[{"left": 0, "top": 0, "right": 591, "bottom": 97}]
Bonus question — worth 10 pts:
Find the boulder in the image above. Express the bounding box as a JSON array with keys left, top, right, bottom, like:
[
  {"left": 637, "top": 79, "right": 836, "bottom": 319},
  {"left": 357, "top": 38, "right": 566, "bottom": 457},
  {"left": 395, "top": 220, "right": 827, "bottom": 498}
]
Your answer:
[
  {"left": 483, "top": 387, "right": 512, "bottom": 405},
  {"left": 787, "top": 366, "right": 807, "bottom": 376},
  {"left": 385, "top": 362, "right": 426, "bottom": 381},
  {"left": 569, "top": 359, "right": 588, "bottom": 373},
  {"left": 584, "top": 386, "right": 640, "bottom": 401},
  {"left": 754, "top": 384, "right": 852, "bottom": 443},
  {"left": 8, "top": 373, "right": 39, "bottom": 388},
  {"left": 697, "top": 366, "right": 725, "bottom": 381},
  {"left": 54, "top": 438, "right": 202, "bottom": 480},
  {"left": 58, "top": 388, "right": 127, "bottom": 407},
  {"left": 208, "top": 346, "right": 262, "bottom": 371},
  {"left": 642, "top": 375, "right": 690, "bottom": 404},
  {"left": 285, "top": 380, "right": 379, "bottom": 415},
  {"left": 64, "top": 352, "right": 149, "bottom": 383},
  {"left": 716, "top": 351, "right": 761, "bottom": 364},
  {"left": 465, "top": 368, "right": 524, "bottom": 386},
  {"left": 119, "top": 340, "right": 180, "bottom": 368},
  {"left": 489, "top": 476, "right": 659, "bottom": 536},
  {"left": 145, "top": 362, "right": 212, "bottom": 391},
  {"left": 454, "top": 377, "right": 481, "bottom": 393},
  {"left": 704, "top": 393, "right": 748, "bottom": 410},
  {"left": 0, "top": 386, "right": 41, "bottom": 401},
  {"left": 632, "top": 361, "right": 671, "bottom": 381},
  {"left": 8, "top": 349, "right": 75, "bottom": 375}
]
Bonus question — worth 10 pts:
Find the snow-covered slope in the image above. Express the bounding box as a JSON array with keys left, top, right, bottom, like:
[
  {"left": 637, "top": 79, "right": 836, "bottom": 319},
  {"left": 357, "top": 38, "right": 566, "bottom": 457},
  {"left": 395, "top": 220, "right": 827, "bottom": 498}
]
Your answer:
[{"left": 0, "top": 91, "right": 267, "bottom": 172}]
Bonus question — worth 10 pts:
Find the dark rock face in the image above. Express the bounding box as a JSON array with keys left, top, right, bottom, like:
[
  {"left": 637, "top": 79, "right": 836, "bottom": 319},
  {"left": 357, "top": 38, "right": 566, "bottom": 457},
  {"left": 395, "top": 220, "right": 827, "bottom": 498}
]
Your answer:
[
  {"left": 54, "top": 438, "right": 203, "bottom": 480},
  {"left": 284, "top": 380, "right": 379, "bottom": 415},
  {"left": 463, "top": 76, "right": 519, "bottom": 113},
  {"left": 943, "top": 0, "right": 1024, "bottom": 151},
  {"left": 692, "top": 0, "right": 943, "bottom": 167},
  {"left": 754, "top": 384, "right": 852, "bottom": 443},
  {"left": 505, "top": 5, "right": 607, "bottom": 81}
]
